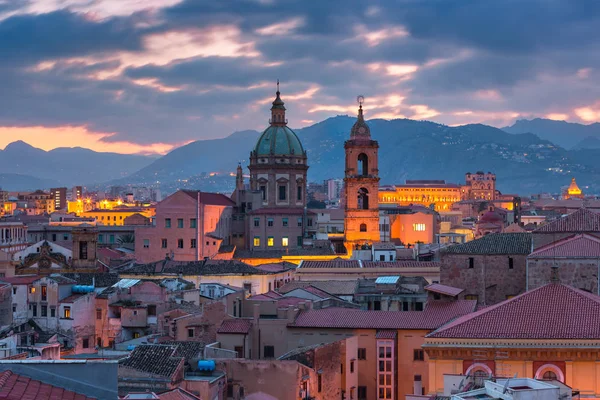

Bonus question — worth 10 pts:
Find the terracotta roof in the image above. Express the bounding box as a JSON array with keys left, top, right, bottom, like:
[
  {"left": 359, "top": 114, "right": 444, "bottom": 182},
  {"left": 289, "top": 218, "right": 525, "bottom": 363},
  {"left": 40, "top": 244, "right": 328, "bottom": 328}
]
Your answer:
[
  {"left": 529, "top": 234, "right": 600, "bottom": 258},
  {"left": 301, "top": 285, "right": 336, "bottom": 299},
  {"left": 290, "top": 300, "right": 476, "bottom": 330},
  {"left": 234, "top": 247, "right": 335, "bottom": 259},
  {"left": 47, "top": 274, "right": 77, "bottom": 285},
  {"left": 375, "top": 330, "right": 397, "bottom": 339},
  {"left": 0, "top": 370, "right": 95, "bottom": 400},
  {"left": 503, "top": 223, "right": 526, "bottom": 233},
  {"left": 249, "top": 291, "right": 284, "bottom": 300},
  {"left": 299, "top": 260, "right": 360, "bottom": 269},
  {"left": 124, "top": 259, "right": 275, "bottom": 276},
  {"left": 275, "top": 296, "right": 309, "bottom": 307},
  {"left": 1, "top": 275, "right": 39, "bottom": 285},
  {"left": 278, "top": 280, "right": 358, "bottom": 296},
  {"left": 158, "top": 388, "right": 201, "bottom": 400},
  {"left": 534, "top": 208, "right": 600, "bottom": 233},
  {"left": 217, "top": 319, "right": 253, "bottom": 334},
  {"left": 120, "top": 344, "right": 183, "bottom": 379},
  {"left": 362, "top": 261, "right": 440, "bottom": 269},
  {"left": 181, "top": 190, "right": 235, "bottom": 207},
  {"left": 427, "top": 283, "right": 600, "bottom": 339},
  {"left": 61, "top": 273, "right": 120, "bottom": 287},
  {"left": 255, "top": 263, "right": 295, "bottom": 273},
  {"left": 443, "top": 233, "right": 532, "bottom": 255},
  {"left": 425, "top": 283, "right": 464, "bottom": 297}
]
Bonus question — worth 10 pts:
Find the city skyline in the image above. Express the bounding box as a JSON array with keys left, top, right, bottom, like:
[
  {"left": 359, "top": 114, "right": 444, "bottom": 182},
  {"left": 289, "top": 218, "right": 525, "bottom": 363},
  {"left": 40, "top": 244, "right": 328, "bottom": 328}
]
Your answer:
[{"left": 0, "top": 0, "right": 599, "bottom": 154}]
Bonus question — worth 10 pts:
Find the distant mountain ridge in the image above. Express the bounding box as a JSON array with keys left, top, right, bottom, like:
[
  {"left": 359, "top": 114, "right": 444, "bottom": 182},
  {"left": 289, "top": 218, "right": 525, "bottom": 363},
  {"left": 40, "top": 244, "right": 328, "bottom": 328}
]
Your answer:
[
  {"left": 0, "top": 141, "right": 156, "bottom": 190},
  {"left": 120, "top": 116, "right": 600, "bottom": 194},
  {"left": 503, "top": 118, "right": 600, "bottom": 149}
]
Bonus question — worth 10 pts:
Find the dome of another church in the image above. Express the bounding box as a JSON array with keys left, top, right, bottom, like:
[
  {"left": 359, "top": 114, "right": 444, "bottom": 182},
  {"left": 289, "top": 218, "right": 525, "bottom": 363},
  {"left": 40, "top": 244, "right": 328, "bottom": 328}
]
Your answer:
[
  {"left": 567, "top": 177, "right": 582, "bottom": 195},
  {"left": 479, "top": 209, "right": 503, "bottom": 223},
  {"left": 253, "top": 125, "right": 305, "bottom": 156}
]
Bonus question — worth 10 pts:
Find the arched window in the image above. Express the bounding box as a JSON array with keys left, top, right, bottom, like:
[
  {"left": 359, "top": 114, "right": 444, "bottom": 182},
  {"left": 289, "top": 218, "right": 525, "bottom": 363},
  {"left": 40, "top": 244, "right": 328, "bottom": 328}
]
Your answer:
[
  {"left": 535, "top": 364, "right": 564, "bottom": 382},
  {"left": 360, "top": 223, "right": 367, "bottom": 232},
  {"left": 357, "top": 153, "right": 369, "bottom": 176},
  {"left": 357, "top": 188, "right": 369, "bottom": 210}
]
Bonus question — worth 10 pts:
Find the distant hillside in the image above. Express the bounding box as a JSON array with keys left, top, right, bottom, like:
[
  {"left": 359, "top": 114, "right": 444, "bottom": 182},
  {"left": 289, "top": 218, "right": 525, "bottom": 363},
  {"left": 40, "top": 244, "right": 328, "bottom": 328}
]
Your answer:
[
  {"left": 121, "top": 116, "right": 600, "bottom": 194},
  {"left": 503, "top": 118, "right": 600, "bottom": 149},
  {"left": 0, "top": 173, "right": 60, "bottom": 191},
  {"left": 573, "top": 136, "right": 600, "bottom": 150},
  {"left": 0, "top": 141, "right": 156, "bottom": 188}
]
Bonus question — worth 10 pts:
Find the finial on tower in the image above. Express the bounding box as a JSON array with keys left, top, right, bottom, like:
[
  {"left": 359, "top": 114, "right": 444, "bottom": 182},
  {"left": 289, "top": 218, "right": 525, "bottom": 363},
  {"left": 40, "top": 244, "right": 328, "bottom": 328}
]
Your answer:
[{"left": 277, "top": 79, "right": 280, "bottom": 94}]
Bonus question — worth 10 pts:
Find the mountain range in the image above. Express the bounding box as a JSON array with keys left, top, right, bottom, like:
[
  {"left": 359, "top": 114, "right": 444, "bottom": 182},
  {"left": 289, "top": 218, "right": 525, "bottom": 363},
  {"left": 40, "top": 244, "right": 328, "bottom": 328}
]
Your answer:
[
  {"left": 2, "top": 118, "right": 600, "bottom": 194},
  {"left": 0, "top": 141, "right": 155, "bottom": 190}
]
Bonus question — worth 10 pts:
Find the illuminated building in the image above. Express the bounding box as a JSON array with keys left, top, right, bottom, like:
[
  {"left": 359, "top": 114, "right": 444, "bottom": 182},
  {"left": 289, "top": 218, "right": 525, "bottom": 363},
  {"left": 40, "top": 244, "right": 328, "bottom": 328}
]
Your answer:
[
  {"left": 344, "top": 99, "right": 381, "bottom": 250},
  {"left": 50, "top": 187, "right": 67, "bottom": 210},
  {"left": 379, "top": 172, "right": 498, "bottom": 212},
  {"left": 21, "top": 190, "right": 55, "bottom": 215},
  {"left": 563, "top": 177, "right": 584, "bottom": 199}
]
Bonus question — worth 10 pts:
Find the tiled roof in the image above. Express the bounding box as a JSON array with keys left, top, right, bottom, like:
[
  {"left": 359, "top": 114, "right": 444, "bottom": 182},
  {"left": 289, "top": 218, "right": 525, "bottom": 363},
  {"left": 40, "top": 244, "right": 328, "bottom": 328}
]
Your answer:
[
  {"left": 443, "top": 233, "right": 532, "bottom": 255},
  {"left": 123, "top": 260, "right": 275, "bottom": 276},
  {"left": 372, "top": 242, "right": 396, "bottom": 250},
  {"left": 534, "top": 208, "right": 600, "bottom": 233},
  {"left": 0, "top": 370, "right": 95, "bottom": 400},
  {"left": 529, "top": 234, "right": 600, "bottom": 258},
  {"left": 249, "top": 291, "right": 284, "bottom": 300},
  {"left": 275, "top": 296, "right": 309, "bottom": 307},
  {"left": 362, "top": 261, "right": 440, "bottom": 269},
  {"left": 1, "top": 275, "right": 40, "bottom": 285},
  {"left": 161, "top": 341, "right": 204, "bottom": 362},
  {"left": 158, "top": 388, "right": 201, "bottom": 400},
  {"left": 375, "top": 330, "right": 397, "bottom": 339},
  {"left": 290, "top": 300, "right": 476, "bottom": 330},
  {"left": 234, "top": 247, "right": 335, "bottom": 259},
  {"left": 217, "top": 319, "right": 253, "bottom": 334},
  {"left": 427, "top": 284, "right": 600, "bottom": 339},
  {"left": 60, "top": 293, "right": 88, "bottom": 303},
  {"left": 120, "top": 344, "right": 183, "bottom": 379},
  {"left": 255, "top": 262, "right": 296, "bottom": 273},
  {"left": 181, "top": 190, "right": 236, "bottom": 207},
  {"left": 301, "top": 286, "right": 336, "bottom": 299},
  {"left": 47, "top": 274, "right": 77, "bottom": 285},
  {"left": 299, "top": 260, "right": 360, "bottom": 269},
  {"left": 61, "top": 273, "right": 120, "bottom": 287},
  {"left": 425, "top": 284, "right": 464, "bottom": 297},
  {"left": 278, "top": 280, "right": 358, "bottom": 296}
]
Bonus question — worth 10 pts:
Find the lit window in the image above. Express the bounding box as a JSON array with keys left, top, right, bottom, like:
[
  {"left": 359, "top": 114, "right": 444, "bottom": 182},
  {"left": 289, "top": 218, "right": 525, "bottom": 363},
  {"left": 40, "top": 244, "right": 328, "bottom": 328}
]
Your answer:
[
  {"left": 64, "top": 306, "right": 71, "bottom": 319},
  {"left": 253, "top": 236, "right": 260, "bottom": 247},
  {"left": 267, "top": 236, "right": 274, "bottom": 247},
  {"left": 282, "top": 237, "right": 288, "bottom": 247},
  {"left": 413, "top": 223, "right": 426, "bottom": 231},
  {"left": 29, "top": 286, "right": 35, "bottom": 294}
]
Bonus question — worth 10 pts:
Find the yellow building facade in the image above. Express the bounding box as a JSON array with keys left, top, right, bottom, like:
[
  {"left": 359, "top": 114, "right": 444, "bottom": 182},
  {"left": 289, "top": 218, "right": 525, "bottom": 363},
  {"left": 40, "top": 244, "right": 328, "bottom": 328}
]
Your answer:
[{"left": 81, "top": 208, "right": 154, "bottom": 226}]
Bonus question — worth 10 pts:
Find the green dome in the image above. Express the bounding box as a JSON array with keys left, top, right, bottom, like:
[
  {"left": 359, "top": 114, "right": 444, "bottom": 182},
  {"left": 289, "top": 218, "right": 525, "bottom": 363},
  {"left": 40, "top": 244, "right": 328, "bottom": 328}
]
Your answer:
[{"left": 253, "top": 125, "right": 305, "bottom": 156}]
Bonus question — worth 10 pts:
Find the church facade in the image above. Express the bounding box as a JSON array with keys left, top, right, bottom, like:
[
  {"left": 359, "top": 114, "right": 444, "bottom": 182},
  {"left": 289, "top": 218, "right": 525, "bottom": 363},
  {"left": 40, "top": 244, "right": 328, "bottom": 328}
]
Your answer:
[{"left": 233, "top": 84, "right": 311, "bottom": 251}]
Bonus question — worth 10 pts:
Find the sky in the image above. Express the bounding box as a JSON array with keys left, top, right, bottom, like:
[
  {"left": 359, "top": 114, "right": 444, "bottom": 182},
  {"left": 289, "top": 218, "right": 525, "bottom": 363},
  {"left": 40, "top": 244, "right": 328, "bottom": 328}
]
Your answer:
[{"left": 1, "top": 0, "right": 600, "bottom": 155}]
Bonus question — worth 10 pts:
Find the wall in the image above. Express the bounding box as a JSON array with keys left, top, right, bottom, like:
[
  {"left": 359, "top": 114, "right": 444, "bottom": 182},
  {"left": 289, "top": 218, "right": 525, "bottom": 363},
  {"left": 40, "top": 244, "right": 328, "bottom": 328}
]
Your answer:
[
  {"left": 527, "top": 258, "right": 600, "bottom": 294},
  {"left": 173, "top": 302, "right": 227, "bottom": 344},
  {"left": 397, "top": 330, "right": 430, "bottom": 398},
  {"left": 0, "top": 284, "right": 12, "bottom": 327},
  {"left": 440, "top": 253, "right": 527, "bottom": 305},
  {"left": 68, "top": 293, "right": 96, "bottom": 353},
  {"left": 247, "top": 213, "right": 304, "bottom": 250},
  {"left": 389, "top": 212, "right": 437, "bottom": 246}
]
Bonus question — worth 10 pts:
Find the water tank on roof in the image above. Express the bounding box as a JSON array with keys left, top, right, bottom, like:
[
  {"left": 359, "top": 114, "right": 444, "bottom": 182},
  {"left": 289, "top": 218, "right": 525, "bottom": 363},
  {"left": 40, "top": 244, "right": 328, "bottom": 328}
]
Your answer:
[
  {"left": 197, "top": 360, "right": 215, "bottom": 372},
  {"left": 72, "top": 285, "right": 95, "bottom": 294},
  {"left": 127, "top": 345, "right": 136, "bottom": 351}
]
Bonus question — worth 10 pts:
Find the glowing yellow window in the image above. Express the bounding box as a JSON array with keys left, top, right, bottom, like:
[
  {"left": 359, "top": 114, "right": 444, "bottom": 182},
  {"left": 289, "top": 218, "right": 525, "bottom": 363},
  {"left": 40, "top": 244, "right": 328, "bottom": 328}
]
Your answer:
[
  {"left": 63, "top": 306, "right": 71, "bottom": 319},
  {"left": 29, "top": 287, "right": 35, "bottom": 294},
  {"left": 413, "top": 223, "right": 426, "bottom": 231},
  {"left": 267, "top": 236, "right": 274, "bottom": 247},
  {"left": 253, "top": 236, "right": 260, "bottom": 247},
  {"left": 282, "top": 237, "right": 289, "bottom": 247}
]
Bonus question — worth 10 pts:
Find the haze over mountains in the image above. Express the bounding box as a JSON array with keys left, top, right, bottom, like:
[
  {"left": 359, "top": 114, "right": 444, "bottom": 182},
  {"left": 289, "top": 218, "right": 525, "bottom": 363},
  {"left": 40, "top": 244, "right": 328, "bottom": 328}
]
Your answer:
[{"left": 2, "top": 118, "right": 600, "bottom": 194}]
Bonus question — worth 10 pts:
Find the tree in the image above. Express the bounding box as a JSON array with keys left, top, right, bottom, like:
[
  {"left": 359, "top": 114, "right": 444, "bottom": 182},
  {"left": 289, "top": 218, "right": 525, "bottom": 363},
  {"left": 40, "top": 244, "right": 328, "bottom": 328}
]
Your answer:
[{"left": 117, "top": 234, "right": 135, "bottom": 246}]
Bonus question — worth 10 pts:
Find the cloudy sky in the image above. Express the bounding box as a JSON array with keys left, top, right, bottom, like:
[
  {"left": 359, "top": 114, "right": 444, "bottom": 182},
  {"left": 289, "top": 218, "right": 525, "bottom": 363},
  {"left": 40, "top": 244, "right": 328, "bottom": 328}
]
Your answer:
[{"left": 1, "top": 0, "right": 600, "bottom": 155}]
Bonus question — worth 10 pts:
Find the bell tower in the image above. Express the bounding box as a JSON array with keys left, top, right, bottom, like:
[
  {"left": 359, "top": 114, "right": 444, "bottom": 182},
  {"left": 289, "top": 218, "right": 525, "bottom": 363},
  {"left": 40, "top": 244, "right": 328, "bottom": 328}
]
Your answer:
[{"left": 344, "top": 96, "right": 380, "bottom": 251}]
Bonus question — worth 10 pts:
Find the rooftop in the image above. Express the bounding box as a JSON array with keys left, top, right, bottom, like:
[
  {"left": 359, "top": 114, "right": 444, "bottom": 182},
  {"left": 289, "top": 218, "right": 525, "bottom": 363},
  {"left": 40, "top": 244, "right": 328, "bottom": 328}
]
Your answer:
[
  {"left": 427, "top": 283, "right": 600, "bottom": 340},
  {"left": 443, "top": 233, "right": 532, "bottom": 255},
  {"left": 529, "top": 234, "right": 600, "bottom": 258},
  {"left": 278, "top": 280, "right": 358, "bottom": 296},
  {"left": 119, "top": 345, "right": 183, "bottom": 379},
  {"left": 217, "top": 319, "right": 253, "bottom": 334},
  {"left": 122, "top": 259, "right": 277, "bottom": 276},
  {"left": 534, "top": 207, "right": 600, "bottom": 233},
  {"left": 290, "top": 300, "right": 476, "bottom": 330},
  {"left": 180, "top": 190, "right": 236, "bottom": 207},
  {"left": 0, "top": 370, "right": 95, "bottom": 400},
  {"left": 425, "top": 283, "right": 465, "bottom": 297}
]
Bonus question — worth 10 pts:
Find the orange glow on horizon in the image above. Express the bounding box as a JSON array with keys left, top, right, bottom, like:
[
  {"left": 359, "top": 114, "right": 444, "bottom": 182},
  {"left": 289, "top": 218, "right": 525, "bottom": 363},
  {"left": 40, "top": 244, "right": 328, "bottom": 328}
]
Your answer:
[{"left": 0, "top": 125, "right": 190, "bottom": 155}]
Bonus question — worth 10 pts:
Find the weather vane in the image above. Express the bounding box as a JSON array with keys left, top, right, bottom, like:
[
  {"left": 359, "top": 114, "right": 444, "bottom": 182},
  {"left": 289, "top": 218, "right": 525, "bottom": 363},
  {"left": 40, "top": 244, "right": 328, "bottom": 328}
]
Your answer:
[{"left": 357, "top": 95, "right": 365, "bottom": 107}]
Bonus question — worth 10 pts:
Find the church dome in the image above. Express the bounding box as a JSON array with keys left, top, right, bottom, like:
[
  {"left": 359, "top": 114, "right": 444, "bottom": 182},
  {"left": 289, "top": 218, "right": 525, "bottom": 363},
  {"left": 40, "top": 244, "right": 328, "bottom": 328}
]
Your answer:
[
  {"left": 253, "top": 125, "right": 304, "bottom": 156},
  {"left": 479, "top": 209, "right": 503, "bottom": 223},
  {"left": 567, "top": 177, "right": 582, "bottom": 195}
]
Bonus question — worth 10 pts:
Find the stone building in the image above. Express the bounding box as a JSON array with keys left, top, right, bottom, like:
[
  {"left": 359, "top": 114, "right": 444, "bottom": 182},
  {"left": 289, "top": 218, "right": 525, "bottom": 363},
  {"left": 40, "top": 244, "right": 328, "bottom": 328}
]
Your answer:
[
  {"left": 440, "top": 232, "right": 532, "bottom": 305},
  {"left": 344, "top": 101, "right": 381, "bottom": 251}
]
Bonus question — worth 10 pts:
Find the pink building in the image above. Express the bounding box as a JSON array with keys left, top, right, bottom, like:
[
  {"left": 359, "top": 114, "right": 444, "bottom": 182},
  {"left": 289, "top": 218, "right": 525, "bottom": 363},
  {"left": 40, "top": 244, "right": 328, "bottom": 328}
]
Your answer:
[{"left": 135, "top": 190, "right": 234, "bottom": 263}]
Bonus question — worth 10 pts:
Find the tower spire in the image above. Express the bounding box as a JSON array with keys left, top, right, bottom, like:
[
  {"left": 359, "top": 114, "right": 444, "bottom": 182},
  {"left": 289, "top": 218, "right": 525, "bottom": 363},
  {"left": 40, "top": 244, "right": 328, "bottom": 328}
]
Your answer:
[
  {"left": 236, "top": 163, "right": 244, "bottom": 190},
  {"left": 270, "top": 80, "right": 286, "bottom": 126}
]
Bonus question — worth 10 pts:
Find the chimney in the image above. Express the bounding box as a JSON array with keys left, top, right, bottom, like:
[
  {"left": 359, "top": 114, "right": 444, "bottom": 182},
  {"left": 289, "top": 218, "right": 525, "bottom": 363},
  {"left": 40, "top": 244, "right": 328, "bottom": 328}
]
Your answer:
[
  {"left": 253, "top": 303, "right": 260, "bottom": 322},
  {"left": 287, "top": 306, "right": 297, "bottom": 323},
  {"left": 551, "top": 265, "right": 560, "bottom": 283},
  {"left": 413, "top": 375, "right": 422, "bottom": 395},
  {"left": 298, "top": 302, "right": 306, "bottom": 310}
]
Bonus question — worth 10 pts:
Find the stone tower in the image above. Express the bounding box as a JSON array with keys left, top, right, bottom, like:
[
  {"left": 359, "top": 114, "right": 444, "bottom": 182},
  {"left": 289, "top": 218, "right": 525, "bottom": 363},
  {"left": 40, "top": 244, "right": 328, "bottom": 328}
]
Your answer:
[{"left": 344, "top": 100, "right": 380, "bottom": 250}]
